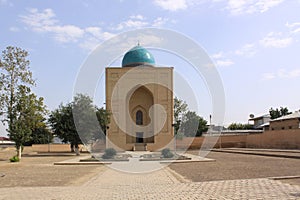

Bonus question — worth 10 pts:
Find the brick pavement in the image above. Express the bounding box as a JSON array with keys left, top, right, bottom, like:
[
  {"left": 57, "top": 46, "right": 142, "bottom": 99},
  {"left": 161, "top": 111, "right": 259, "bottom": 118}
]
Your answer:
[{"left": 0, "top": 157, "right": 300, "bottom": 199}]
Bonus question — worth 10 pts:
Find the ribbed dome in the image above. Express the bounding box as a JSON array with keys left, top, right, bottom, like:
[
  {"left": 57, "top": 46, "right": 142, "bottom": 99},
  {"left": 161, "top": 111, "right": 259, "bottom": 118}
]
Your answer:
[{"left": 122, "top": 45, "right": 155, "bottom": 67}]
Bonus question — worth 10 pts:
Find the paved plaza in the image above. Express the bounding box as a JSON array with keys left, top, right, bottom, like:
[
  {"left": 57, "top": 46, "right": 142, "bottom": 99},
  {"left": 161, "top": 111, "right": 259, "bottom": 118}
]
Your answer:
[
  {"left": 1, "top": 152, "right": 300, "bottom": 200},
  {"left": 0, "top": 167, "right": 300, "bottom": 199}
]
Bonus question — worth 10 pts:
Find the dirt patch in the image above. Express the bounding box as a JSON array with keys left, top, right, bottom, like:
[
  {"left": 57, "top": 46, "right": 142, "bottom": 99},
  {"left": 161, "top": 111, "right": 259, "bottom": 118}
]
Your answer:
[
  {"left": 169, "top": 151, "right": 300, "bottom": 182},
  {"left": 0, "top": 147, "right": 104, "bottom": 187}
]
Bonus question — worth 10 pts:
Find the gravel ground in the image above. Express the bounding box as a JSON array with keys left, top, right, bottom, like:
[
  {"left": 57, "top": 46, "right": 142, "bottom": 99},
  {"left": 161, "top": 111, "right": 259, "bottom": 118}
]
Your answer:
[
  {"left": 0, "top": 147, "right": 104, "bottom": 188},
  {"left": 169, "top": 151, "right": 300, "bottom": 183}
]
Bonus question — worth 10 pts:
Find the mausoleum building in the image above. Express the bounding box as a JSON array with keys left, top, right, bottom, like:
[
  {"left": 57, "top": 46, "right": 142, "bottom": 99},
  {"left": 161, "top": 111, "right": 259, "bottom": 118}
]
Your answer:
[{"left": 105, "top": 45, "right": 174, "bottom": 151}]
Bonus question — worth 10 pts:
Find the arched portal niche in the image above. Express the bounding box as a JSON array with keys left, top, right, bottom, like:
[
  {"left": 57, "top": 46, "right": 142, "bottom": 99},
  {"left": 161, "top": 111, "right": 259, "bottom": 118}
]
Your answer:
[{"left": 126, "top": 86, "right": 154, "bottom": 144}]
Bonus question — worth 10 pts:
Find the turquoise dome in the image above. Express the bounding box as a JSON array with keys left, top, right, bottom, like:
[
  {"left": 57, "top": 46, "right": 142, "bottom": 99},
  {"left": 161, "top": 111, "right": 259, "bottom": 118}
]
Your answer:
[{"left": 122, "top": 45, "right": 155, "bottom": 67}]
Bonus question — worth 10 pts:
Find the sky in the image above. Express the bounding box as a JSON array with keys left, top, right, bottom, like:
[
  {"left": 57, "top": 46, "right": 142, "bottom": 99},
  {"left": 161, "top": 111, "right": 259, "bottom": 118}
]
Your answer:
[{"left": 1, "top": 0, "right": 300, "bottom": 135}]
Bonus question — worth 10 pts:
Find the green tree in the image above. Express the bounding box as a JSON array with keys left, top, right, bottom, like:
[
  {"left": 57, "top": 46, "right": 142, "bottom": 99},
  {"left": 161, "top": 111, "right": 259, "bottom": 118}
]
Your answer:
[
  {"left": 49, "top": 94, "right": 109, "bottom": 155},
  {"left": 181, "top": 111, "right": 208, "bottom": 137},
  {"left": 173, "top": 97, "right": 188, "bottom": 134},
  {"left": 9, "top": 85, "right": 47, "bottom": 158},
  {"left": 0, "top": 46, "right": 46, "bottom": 159},
  {"left": 269, "top": 107, "right": 292, "bottom": 119},
  {"left": 96, "top": 107, "right": 110, "bottom": 137},
  {"left": 24, "top": 127, "right": 53, "bottom": 146},
  {"left": 228, "top": 123, "right": 253, "bottom": 130},
  {"left": 72, "top": 94, "right": 104, "bottom": 147},
  {"left": 198, "top": 117, "right": 209, "bottom": 135},
  {"left": 0, "top": 46, "right": 35, "bottom": 130},
  {"left": 48, "top": 102, "right": 80, "bottom": 154}
]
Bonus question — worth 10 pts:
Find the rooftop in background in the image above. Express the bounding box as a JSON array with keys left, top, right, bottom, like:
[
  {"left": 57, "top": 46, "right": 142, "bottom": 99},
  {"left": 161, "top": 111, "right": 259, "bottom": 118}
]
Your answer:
[
  {"left": 249, "top": 114, "right": 271, "bottom": 120},
  {"left": 0, "top": 136, "right": 10, "bottom": 141},
  {"left": 249, "top": 114, "right": 271, "bottom": 130}
]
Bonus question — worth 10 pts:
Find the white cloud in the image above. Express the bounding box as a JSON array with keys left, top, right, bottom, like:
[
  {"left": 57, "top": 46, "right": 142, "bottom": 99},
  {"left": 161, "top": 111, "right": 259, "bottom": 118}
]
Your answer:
[
  {"left": 153, "top": 0, "right": 188, "bottom": 11},
  {"left": 20, "top": 8, "right": 115, "bottom": 50},
  {"left": 211, "top": 51, "right": 234, "bottom": 67},
  {"left": 78, "top": 37, "right": 99, "bottom": 51},
  {"left": 235, "top": 43, "right": 256, "bottom": 57},
  {"left": 21, "top": 8, "right": 58, "bottom": 32},
  {"left": 259, "top": 32, "right": 293, "bottom": 48},
  {"left": 286, "top": 22, "right": 300, "bottom": 29},
  {"left": 216, "top": 59, "right": 234, "bottom": 67},
  {"left": 130, "top": 15, "right": 145, "bottom": 20},
  {"left": 114, "top": 19, "right": 149, "bottom": 31},
  {"left": 9, "top": 26, "right": 20, "bottom": 32},
  {"left": 20, "top": 9, "right": 168, "bottom": 51},
  {"left": 286, "top": 21, "right": 300, "bottom": 34},
  {"left": 49, "top": 25, "right": 85, "bottom": 43},
  {"left": 152, "top": 17, "right": 170, "bottom": 27},
  {"left": 211, "top": 43, "right": 256, "bottom": 68},
  {"left": 211, "top": 51, "right": 225, "bottom": 59},
  {"left": 112, "top": 15, "right": 170, "bottom": 31},
  {"left": 21, "top": 8, "right": 84, "bottom": 43},
  {"left": 220, "top": 0, "right": 284, "bottom": 15},
  {"left": 262, "top": 68, "right": 300, "bottom": 80}
]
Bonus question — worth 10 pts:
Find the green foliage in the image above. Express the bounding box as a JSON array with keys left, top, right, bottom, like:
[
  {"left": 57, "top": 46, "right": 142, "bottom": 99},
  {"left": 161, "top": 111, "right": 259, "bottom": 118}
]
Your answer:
[
  {"left": 49, "top": 94, "right": 110, "bottom": 152},
  {"left": 102, "top": 148, "right": 117, "bottom": 159},
  {"left": 10, "top": 155, "right": 20, "bottom": 162},
  {"left": 228, "top": 123, "right": 253, "bottom": 130},
  {"left": 269, "top": 107, "right": 292, "bottom": 119},
  {"left": 9, "top": 85, "right": 48, "bottom": 147},
  {"left": 24, "top": 127, "right": 52, "bottom": 145},
  {"left": 0, "top": 46, "right": 35, "bottom": 125},
  {"left": 0, "top": 46, "right": 47, "bottom": 159},
  {"left": 48, "top": 102, "right": 81, "bottom": 148},
  {"left": 96, "top": 107, "right": 110, "bottom": 137},
  {"left": 161, "top": 148, "right": 174, "bottom": 158},
  {"left": 72, "top": 94, "right": 99, "bottom": 144},
  {"left": 173, "top": 97, "right": 188, "bottom": 134},
  {"left": 181, "top": 111, "right": 208, "bottom": 137}
]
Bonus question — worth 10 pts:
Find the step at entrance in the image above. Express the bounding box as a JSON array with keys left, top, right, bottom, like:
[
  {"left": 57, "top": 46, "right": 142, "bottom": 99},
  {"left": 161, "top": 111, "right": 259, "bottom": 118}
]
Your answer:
[{"left": 133, "top": 143, "right": 147, "bottom": 151}]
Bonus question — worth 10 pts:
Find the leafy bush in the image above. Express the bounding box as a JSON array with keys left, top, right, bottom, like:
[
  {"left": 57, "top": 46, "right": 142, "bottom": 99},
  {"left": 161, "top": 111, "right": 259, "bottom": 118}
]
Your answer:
[
  {"left": 102, "top": 148, "right": 117, "bottom": 159},
  {"left": 10, "top": 155, "right": 20, "bottom": 162},
  {"left": 161, "top": 148, "right": 174, "bottom": 158}
]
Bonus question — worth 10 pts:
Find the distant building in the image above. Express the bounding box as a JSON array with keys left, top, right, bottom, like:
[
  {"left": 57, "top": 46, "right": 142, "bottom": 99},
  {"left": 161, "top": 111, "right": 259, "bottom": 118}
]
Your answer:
[
  {"left": 249, "top": 114, "right": 271, "bottom": 129},
  {"left": 0, "top": 137, "right": 15, "bottom": 145},
  {"left": 269, "top": 111, "right": 300, "bottom": 131}
]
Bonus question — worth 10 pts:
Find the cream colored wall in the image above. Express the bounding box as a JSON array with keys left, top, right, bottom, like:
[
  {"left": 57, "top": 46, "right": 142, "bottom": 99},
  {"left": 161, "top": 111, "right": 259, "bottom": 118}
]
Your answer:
[
  {"left": 105, "top": 66, "right": 174, "bottom": 151},
  {"left": 32, "top": 144, "right": 88, "bottom": 152},
  {"left": 270, "top": 118, "right": 300, "bottom": 130},
  {"left": 175, "top": 129, "right": 300, "bottom": 150}
]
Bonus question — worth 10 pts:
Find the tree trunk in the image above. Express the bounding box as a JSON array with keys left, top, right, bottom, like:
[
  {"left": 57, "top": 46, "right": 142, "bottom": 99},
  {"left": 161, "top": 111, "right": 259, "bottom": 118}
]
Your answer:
[
  {"left": 17, "top": 146, "right": 22, "bottom": 160},
  {"left": 75, "top": 144, "right": 80, "bottom": 156},
  {"left": 70, "top": 143, "right": 75, "bottom": 152}
]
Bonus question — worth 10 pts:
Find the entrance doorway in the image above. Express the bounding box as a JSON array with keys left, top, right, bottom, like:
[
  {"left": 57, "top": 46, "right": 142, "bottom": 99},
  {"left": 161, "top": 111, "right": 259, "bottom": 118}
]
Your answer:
[{"left": 136, "top": 132, "right": 144, "bottom": 143}]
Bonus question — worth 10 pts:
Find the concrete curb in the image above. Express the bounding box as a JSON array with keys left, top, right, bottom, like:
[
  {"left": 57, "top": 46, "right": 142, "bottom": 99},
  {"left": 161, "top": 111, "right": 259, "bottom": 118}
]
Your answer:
[
  {"left": 211, "top": 149, "right": 300, "bottom": 159},
  {"left": 268, "top": 175, "right": 300, "bottom": 180},
  {"left": 54, "top": 162, "right": 111, "bottom": 165}
]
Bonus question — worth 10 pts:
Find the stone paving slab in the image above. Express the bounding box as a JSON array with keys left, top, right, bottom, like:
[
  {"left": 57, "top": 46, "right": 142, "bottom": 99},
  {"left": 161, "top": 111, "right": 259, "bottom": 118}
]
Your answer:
[{"left": 0, "top": 177, "right": 300, "bottom": 199}]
